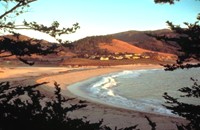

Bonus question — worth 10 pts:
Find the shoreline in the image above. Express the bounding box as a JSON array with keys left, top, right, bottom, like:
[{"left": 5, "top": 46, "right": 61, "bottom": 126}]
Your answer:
[
  {"left": 67, "top": 71, "right": 177, "bottom": 118},
  {"left": 0, "top": 64, "right": 188, "bottom": 129},
  {"left": 36, "top": 64, "right": 164, "bottom": 89}
]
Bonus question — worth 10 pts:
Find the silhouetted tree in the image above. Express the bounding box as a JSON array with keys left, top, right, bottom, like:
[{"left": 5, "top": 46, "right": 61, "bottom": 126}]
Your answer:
[
  {"left": 0, "top": 0, "right": 80, "bottom": 65},
  {"left": 0, "top": 34, "right": 58, "bottom": 65},
  {"left": 0, "top": 1, "right": 138, "bottom": 130},
  {"left": 0, "top": 81, "right": 138, "bottom": 130},
  {"left": 0, "top": 1, "right": 140, "bottom": 130},
  {"left": 152, "top": 0, "right": 200, "bottom": 70},
  {"left": 148, "top": 18, "right": 200, "bottom": 70},
  {"left": 153, "top": 0, "right": 200, "bottom": 130},
  {"left": 0, "top": 0, "right": 80, "bottom": 43},
  {"left": 163, "top": 78, "right": 200, "bottom": 130}
]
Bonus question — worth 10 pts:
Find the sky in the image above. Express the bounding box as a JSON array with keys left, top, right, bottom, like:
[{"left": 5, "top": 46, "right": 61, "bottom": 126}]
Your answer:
[{"left": 1, "top": 0, "right": 200, "bottom": 42}]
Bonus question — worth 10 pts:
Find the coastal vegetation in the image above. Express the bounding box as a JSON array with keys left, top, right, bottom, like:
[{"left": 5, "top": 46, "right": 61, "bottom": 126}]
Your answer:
[
  {"left": 153, "top": 0, "right": 200, "bottom": 129},
  {"left": 69, "top": 35, "right": 113, "bottom": 55},
  {"left": 0, "top": 81, "right": 138, "bottom": 130},
  {"left": 0, "top": 0, "right": 138, "bottom": 130},
  {"left": 0, "top": 0, "right": 200, "bottom": 130}
]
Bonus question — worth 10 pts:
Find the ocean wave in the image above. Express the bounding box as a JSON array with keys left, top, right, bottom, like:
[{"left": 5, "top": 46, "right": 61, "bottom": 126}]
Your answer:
[
  {"left": 89, "top": 85, "right": 173, "bottom": 115},
  {"left": 68, "top": 68, "right": 200, "bottom": 116},
  {"left": 87, "top": 69, "right": 174, "bottom": 116},
  {"left": 89, "top": 76, "right": 117, "bottom": 97},
  {"left": 111, "top": 69, "right": 160, "bottom": 78}
]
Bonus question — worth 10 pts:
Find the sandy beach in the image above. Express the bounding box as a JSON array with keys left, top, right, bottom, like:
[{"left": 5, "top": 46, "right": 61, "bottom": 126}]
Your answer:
[{"left": 0, "top": 64, "right": 188, "bottom": 130}]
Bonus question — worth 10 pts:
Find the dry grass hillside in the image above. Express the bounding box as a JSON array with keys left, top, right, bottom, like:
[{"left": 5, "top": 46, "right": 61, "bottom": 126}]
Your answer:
[
  {"left": 99, "top": 39, "right": 176, "bottom": 57},
  {"left": 99, "top": 39, "right": 152, "bottom": 54},
  {"left": 0, "top": 34, "right": 177, "bottom": 66},
  {"left": 112, "top": 29, "right": 180, "bottom": 55}
]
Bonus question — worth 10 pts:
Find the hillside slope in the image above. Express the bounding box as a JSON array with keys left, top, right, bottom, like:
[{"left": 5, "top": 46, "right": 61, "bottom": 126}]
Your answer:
[
  {"left": 99, "top": 39, "right": 152, "bottom": 54},
  {"left": 0, "top": 34, "right": 177, "bottom": 66},
  {"left": 99, "top": 39, "right": 177, "bottom": 61},
  {"left": 99, "top": 39, "right": 175, "bottom": 56},
  {"left": 112, "top": 29, "right": 180, "bottom": 55}
]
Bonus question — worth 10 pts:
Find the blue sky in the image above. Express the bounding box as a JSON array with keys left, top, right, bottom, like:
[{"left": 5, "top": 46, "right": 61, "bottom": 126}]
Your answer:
[{"left": 2, "top": 0, "right": 200, "bottom": 42}]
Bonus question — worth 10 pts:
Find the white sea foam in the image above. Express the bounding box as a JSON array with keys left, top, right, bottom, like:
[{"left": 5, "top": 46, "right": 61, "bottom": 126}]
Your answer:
[
  {"left": 111, "top": 69, "right": 159, "bottom": 78},
  {"left": 86, "top": 69, "right": 175, "bottom": 116},
  {"left": 69, "top": 68, "right": 200, "bottom": 116},
  {"left": 89, "top": 76, "right": 117, "bottom": 97}
]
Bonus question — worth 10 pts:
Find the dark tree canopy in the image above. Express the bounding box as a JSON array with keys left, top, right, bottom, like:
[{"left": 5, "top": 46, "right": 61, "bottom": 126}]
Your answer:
[
  {"left": 0, "top": 1, "right": 139, "bottom": 129},
  {"left": 0, "top": 0, "right": 80, "bottom": 65},
  {"left": 0, "top": 81, "right": 138, "bottom": 130},
  {"left": 0, "top": 82, "right": 97, "bottom": 130},
  {"left": 154, "top": 0, "right": 200, "bottom": 130},
  {"left": 150, "top": 0, "right": 200, "bottom": 70},
  {"left": 153, "top": 20, "right": 200, "bottom": 64},
  {"left": 0, "top": 34, "right": 59, "bottom": 65}
]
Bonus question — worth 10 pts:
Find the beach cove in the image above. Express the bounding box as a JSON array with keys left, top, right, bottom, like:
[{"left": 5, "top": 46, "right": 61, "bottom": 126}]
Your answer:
[
  {"left": 68, "top": 67, "right": 200, "bottom": 117},
  {"left": 0, "top": 65, "right": 188, "bottom": 129}
]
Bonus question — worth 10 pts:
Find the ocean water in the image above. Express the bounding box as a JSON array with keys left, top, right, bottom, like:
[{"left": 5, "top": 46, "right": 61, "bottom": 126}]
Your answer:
[{"left": 68, "top": 68, "right": 200, "bottom": 116}]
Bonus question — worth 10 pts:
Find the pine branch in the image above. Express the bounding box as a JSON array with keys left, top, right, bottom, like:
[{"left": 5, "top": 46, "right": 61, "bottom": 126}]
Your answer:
[{"left": 0, "top": 0, "right": 36, "bottom": 19}]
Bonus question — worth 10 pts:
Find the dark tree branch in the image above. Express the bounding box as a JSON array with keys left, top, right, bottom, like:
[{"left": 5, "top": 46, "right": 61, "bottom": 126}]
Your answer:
[
  {"left": 163, "top": 79, "right": 200, "bottom": 129},
  {"left": 0, "top": 1, "right": 21, "bottom": 19},
  {"left": 154, "top": 0, "right": 179, "bottom": 4},
  {"left": 0, "top": 0, "right": 36, "bottom": 19},
  {"left": 145, "top": 116, "right": 156, "bottom": 130},
  {"left": 0, "top": 35, "right": 59, "bottom": 65}
]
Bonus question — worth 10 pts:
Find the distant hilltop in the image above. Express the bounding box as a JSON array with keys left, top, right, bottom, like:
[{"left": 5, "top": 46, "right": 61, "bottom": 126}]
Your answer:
[
  {"left": 111, "top": 29, "right": 179, "bottom": 55},
  {"left": 0, "top": 29, "right": 179, "bottom": 66}
]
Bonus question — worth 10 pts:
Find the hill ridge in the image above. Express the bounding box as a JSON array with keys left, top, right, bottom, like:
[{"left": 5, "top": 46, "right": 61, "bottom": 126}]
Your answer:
[{"left": 111, "top": 29, "right": 179, "bottom": 55}]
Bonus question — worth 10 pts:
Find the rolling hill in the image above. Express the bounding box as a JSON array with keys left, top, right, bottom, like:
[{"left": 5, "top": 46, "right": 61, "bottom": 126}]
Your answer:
[
  {"left": 98, "top": 39, "right": 176, "bottom": 61},
  {"left": 111, "top": 29, "right": 180, "bottom": 55},
  {"left": 0, "top": 34, "right": 75, "bottom": 66},
  {"left": 0, "top": 33, "right": 177, "bottom": 66},
  {"left": 99, "top": 39, "right": 153, "bottom": 54}
]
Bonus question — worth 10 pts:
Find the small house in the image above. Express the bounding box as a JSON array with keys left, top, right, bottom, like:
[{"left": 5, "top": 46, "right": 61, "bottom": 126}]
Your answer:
[{"left": 100, "top": 57, "right": 109, "bottom": 61}]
